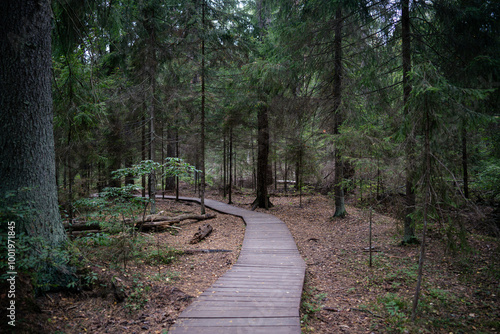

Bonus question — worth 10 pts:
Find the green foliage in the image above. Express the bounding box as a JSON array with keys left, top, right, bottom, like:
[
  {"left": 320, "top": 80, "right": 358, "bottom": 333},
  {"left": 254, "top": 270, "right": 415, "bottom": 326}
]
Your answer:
[
  {"left": 71, "top": 157, "right": 197, "bottom": 274},
  {"left": 378, "top": 293, "right": 410, "bottom": 331},
  {"left": 0, "top": 191, "right": 77, "bottom": 292},
  {"left": 151, "top": 270, "right": 181, "bottom": 282},
  {"left": 474, "top": 159, "right": 500, "bottom": 201},
  {"left": 112, "top": 158, "right": 200, "bottom": 180},
  {"left": 74, "top": 182, "right": 150, "bottom": 269},
  {"left": 142, "top": 246, "right": 182, "bottom": 266},
  {"left": 75, "top": 184, "right": 149, "bottom": 234},
  {"left": 300, "top": 287, "right": 327, "bottom": 327},
  {"left": 125, "top": 277, "right": 150, "bottom": 311}
]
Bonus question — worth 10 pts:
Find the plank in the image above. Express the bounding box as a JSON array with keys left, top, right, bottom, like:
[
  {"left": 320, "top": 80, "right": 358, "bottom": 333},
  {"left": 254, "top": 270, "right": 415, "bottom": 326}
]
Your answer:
[
  {"left": 172, "top": 317, "right": 300, "bottom": 327},
  {"left": 168, "top": 326, "right": 300, "bottom": 334},
  {"left": 187, "top": 300, "right": 299, "bottom": 307},
  {"left": 194, "top": 296, "right": 300, "bottom": 303},
  {"left": 180, "top": 307, "right": 299, "bottom": 318}
]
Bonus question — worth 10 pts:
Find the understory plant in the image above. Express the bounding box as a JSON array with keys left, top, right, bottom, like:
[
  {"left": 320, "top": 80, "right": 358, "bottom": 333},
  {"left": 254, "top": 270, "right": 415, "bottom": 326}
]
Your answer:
[{"left": 72, "top": 158, "right": 198, "bottom": 270}]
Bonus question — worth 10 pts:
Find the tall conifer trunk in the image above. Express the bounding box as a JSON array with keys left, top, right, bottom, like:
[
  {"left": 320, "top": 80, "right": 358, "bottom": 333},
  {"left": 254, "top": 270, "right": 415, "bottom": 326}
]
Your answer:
[
  {"left": 254, "top": 103, "right": 271, "bottom": 209},
  {"left": 0, "top": 0, "right": 66, "bottom": 246},
  {"left": 144, "top": 4, "right": 157, "bottom": 213},
  {"left": 200, "top": 0, "right": 206, "bottom": 214},
  {"left": 402, "top": 0, "right": 417, "bottom": 243},
  {"left": 332, "top": 5, "right": 346, "bottom": 218}
]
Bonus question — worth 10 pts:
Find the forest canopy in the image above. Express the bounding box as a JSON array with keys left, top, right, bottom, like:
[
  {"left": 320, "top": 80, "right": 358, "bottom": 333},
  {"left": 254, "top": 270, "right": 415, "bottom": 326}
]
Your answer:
[{"left": 47, "top": 0, "right": 499, "bottom": 230}]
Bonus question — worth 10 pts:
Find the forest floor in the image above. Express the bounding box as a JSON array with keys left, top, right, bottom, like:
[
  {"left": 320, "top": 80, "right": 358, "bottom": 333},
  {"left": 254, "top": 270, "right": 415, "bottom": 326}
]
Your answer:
[{"left": 7, "top": 188, "right": 500, "bottom": 334}]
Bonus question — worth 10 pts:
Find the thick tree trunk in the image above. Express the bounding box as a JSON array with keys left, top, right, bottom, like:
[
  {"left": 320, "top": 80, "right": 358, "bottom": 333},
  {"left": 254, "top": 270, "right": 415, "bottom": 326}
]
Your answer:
[
  {"left": 332, "top": 5, "right": 346, "bottom": 218},
  {"left": 0, "top": 0, "right": 66, "bottom": 246},
  {"left": 402, "top": 0, "right": 417, "bottom": 244}
]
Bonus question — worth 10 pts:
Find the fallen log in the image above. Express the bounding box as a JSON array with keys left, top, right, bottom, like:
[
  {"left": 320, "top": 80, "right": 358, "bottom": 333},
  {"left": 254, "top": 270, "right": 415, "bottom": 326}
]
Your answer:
[
  {"left": 138, "top": 213, "right": 216, "bottom": 231},
  {"left": 65, "top": 213, "right": 216, "bottom": 233},
  {"left": 189, "top": 224, "right": 213, "bottom": 244},
  {"left": 139, "top": 221, "right": 179, "bottom": 231},
  {"left": 130, "top": 212, "right": 215, "bottom": 224}
]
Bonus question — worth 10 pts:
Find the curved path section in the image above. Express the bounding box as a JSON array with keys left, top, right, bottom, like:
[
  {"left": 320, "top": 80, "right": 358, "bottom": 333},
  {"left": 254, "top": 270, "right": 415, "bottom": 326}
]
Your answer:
[{"left": 165, "top": 197, "right": 306, "bottom": 334}]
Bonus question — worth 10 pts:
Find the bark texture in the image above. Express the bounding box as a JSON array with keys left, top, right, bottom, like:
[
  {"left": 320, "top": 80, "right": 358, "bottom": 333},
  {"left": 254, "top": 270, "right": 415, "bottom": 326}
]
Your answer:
[{"left": 0, "top": 0, "right": 66, "bottom": 246}]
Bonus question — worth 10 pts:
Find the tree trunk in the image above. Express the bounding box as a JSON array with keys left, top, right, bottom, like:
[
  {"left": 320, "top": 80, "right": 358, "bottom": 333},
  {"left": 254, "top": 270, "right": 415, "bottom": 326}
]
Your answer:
[
  {"left": 176, "top": 130, "right": 180, "bottom": 200},
  {"left": 0, "top": 0, "right": 67, "bottom": 247},
  {"left": 234, "top": 152, "right": 237, "bottom": 186},
  {"left": 161, "top": 124, "right": 165, "bottom": 197},
  {"left": 223, "top": 133, "right": 227, "bottom": 198},
  {"left": 141, "top": 112, "right": 146, "bottom": 197},
  {"left": 252, "top": 132, "right": 256, "bottom": 191},
  {"left": 332, "top": 5, "right": 346, "bottom": 218},
  {"left": 228, "top": 127, "right": 233, "bottom": 204},
  {"left": 462, "top": 127, "right": 469, "bottom": 199},
  {"left": 200, "top": 0, "right": 206, "bottom": 215},
  {"left": 165, "top": 127, "right": 177, "bottom": 191},
  {"left": 148, "top": 96, "right": 156, "bottom": 214},
  {"left": 295, "top": 158, "right": 300, "bottom": 191},
  {"left": 107, "top": 113, "right": 123, "bottom": 188},
  {"left": 284, "top": 159, "right": 288, "bottom": 193},
  {"left": 411, "top": 100, "right": 431, "bottom": 321},
  {"left": 144, "top": 5, "right": 157, "bottom": 214},
  {"left": 402, "top": 0, "right": 417, "bottom": 244},
  {"left": 67, "top": 123, "right": 74, "bottom": 222},
  {"left": 254, "top": 103, "right": 272, "bottom": 209},
  {"left": 274, "top": 145, "right": 278, "bottom": 191}
]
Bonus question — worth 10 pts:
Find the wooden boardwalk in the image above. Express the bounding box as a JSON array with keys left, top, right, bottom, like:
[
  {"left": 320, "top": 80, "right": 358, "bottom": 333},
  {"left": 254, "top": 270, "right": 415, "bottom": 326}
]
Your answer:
[{"left": 164, "top": 197, "right": 306, "bottom": 334}]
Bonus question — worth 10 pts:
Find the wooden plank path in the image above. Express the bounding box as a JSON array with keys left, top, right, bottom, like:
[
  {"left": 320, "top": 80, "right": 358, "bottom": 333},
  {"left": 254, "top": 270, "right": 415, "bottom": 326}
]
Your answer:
[{"left": 163, "top": 196, "right": 306, "bottom": 334}]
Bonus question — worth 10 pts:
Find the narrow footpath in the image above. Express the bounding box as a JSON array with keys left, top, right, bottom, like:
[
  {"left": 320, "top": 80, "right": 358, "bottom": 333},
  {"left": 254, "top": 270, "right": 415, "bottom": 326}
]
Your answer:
[{"left": 164, "top": 197, "right": 306, "bottom": 334}]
